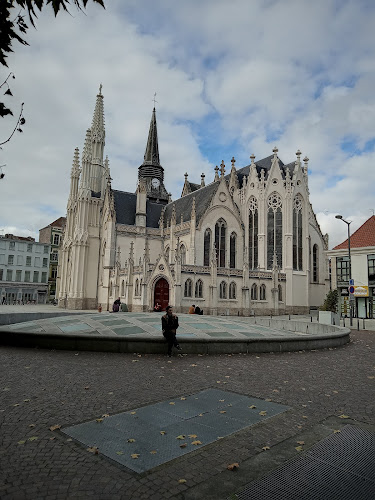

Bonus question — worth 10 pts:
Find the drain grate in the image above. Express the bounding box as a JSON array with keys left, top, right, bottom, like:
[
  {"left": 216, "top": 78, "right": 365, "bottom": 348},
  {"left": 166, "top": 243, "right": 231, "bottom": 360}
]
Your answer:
[{"left": 233, "top": 426, "right": 375, "bottom": 500}]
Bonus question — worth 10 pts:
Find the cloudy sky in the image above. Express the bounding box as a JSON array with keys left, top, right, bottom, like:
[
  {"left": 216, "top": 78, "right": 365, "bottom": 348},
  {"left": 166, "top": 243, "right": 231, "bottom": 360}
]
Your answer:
[{"left": 1, "top": 0, "right": 374, "bottom": 248}]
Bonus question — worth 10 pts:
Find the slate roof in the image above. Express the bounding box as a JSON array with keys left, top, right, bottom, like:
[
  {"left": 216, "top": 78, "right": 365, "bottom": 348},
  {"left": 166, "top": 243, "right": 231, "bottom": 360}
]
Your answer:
[
  {"left": 333, "top": 216, "right": 375, "bottom": 250},
  {"left": 233, "top": 155, "right": 296, "bottom": 187},
  {"left": 113, "top": 190, "right": 164, "bottom": 228},
  {"left": 188, "top": 182, "right": 200, "bottom": 192}
]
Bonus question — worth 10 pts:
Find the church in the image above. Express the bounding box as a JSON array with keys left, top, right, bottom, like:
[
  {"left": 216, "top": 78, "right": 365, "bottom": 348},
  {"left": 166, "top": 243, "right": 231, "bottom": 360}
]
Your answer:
[{"left": 57, "top": 87, "right": 329, "bottom": 315}]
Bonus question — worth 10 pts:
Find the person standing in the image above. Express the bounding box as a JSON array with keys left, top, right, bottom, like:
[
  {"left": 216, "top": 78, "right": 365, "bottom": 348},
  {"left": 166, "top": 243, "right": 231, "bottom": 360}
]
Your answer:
[{"left": 161, "top": 305, "right": 182, "bottom": 357}]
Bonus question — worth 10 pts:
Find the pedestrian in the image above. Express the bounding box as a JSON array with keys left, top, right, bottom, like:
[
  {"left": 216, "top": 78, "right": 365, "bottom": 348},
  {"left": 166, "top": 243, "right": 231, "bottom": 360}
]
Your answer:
[
  {"left": 161, "top": 305, "right": 182, "bottom": 357},
  {"left": 188, "top": 304, "right": 195, "bottom": 314},
  {"left": 112, "top": 297, "right": 121, "bottom": 312},
  {"left": 154, "top": 302, "right": 162, "bottom": 312}
]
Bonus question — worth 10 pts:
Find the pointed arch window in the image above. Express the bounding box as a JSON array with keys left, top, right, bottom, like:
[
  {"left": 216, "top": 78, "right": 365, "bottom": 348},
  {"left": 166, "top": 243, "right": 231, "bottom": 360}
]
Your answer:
[
  {"left": 278, "top": 284, "right": 282, "bottom": 302},
  {"left": 293, "top": 195, "right": 303, "bottom": 271},
  {"left": 267, "top": 193, "right": 283, "bottom": 269},
  {"left": 184, "top": 279, "right": 192, "bottom": 297},
  {"left": 204, "top": 229, "right": 211, "bottom": 266},
  {"left": 180, "top": 244, "right": 186, "bottom": 265},
  {"left": 165, "top": 246, "right": 170, "bottom": 263},
  {"left": 219, "top": 281, "right": 227, "bottom": 299},
  {"left": 230, "top": 232, "right": 237, "bottom": 269},
  {"left": 313, "top": 244, "right": 319, "bottom": 282},
  {"left": 229, "top": 282, "right": 236, "bottom": 299},
  {"left": 260, "top": 284, "right": 266, "bottom": 301},
  {"left": 195, "top": 279, "right": 203, "bottom": 298},
  {"left": 121, "top": 280, "right": 125, "bottom": 297},
  {"left": 251, "top": 283, "right": 258, "bottom": 300},
  {"left": 134, "top": 279, "right": 139, "bottom": 296},
  {"left": 215, "top": 219, "right": 227, "bottom": 268},
  {"left": 249, "top": 197, "right": 258, "bottom": 269}
]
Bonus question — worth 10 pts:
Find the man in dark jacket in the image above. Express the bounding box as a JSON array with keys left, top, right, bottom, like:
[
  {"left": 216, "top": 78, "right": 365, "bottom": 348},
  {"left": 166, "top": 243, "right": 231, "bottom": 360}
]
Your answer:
[{"left": 161, "top": 305, "right": 181, "bottom": 357}]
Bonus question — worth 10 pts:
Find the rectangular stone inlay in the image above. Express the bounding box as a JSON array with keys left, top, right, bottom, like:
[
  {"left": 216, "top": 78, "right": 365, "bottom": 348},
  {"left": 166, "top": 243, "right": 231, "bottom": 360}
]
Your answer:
[{"left": 62, "top": 389, "right": 288, "bottom": 473}]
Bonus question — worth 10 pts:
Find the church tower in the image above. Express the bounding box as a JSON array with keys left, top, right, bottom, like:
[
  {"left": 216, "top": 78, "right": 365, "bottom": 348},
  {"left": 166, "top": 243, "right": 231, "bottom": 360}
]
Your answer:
[{"left": 138, "top": 107, "right": 169, "bottom": 203}]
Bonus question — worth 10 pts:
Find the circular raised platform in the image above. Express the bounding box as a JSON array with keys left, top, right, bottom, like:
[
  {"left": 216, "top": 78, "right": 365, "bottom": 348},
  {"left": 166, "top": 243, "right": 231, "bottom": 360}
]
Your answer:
[{"left": 0, "top": 312, "right": 350, "bottom": 354}]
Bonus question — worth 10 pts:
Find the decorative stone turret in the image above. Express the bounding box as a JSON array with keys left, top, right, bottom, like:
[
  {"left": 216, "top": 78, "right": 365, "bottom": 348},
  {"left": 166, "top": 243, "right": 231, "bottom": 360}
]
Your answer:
[
  {"left": 200, "top": 173, "right": 205, "bottom": 187},
  {"left": 79, "top": 129, "right": 92, "bottom": 196},
  {"left": 214, "top": 165, "right": 219, "bottom": 182},
  {"left": 229, "top": 156, "right": 239, "bottom": 193},
  {"left": 135, "top": 178, "right": 147, "bottom": 227},
  {"left": 220, "top": 160, "right": 226, "bottom": 178},
  {"left": 69, "top": 147, "right": 80, "bottom": 203}
]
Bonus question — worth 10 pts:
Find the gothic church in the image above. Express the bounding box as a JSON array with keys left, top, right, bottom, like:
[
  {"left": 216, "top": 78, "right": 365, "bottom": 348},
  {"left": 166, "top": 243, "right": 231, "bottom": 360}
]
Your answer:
[{"left": 58, "top": 87, "right": 329, "bottom": 314}]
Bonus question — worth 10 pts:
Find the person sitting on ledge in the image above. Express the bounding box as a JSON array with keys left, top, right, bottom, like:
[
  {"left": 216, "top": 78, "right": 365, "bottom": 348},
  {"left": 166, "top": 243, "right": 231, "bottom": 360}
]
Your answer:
[
  {"left": 154, "top": 302, "right": 162, "bottom": 312},
  {"left": 188, "top": 304, "right": 195, "bottom": 314},
  {"left": 194, "top": 306, "right": 203, "bottom": 315},
  {"left": 112, "top": 297, "right": 121, "bottom": 312}
]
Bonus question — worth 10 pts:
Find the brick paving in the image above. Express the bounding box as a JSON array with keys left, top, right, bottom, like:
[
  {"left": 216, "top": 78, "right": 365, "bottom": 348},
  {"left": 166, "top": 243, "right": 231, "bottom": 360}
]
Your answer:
[{"left": 0, "top": 330, "right": 374, "bottom": 499}]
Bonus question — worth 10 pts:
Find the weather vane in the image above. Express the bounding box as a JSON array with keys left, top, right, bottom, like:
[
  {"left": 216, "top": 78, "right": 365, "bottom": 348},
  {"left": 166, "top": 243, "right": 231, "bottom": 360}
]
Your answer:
[{"left": 152, "top": 92, "right": 158, "bottom": 107}]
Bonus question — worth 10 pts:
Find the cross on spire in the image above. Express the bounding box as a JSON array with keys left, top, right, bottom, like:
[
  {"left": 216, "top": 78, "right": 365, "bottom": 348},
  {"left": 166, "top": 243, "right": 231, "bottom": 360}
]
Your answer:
[
  {"left": 152, "top": 92, "right": 158, "bottom": 108},
  {"left": 220, "top": 160, "right": 225, "bottom": 177}
]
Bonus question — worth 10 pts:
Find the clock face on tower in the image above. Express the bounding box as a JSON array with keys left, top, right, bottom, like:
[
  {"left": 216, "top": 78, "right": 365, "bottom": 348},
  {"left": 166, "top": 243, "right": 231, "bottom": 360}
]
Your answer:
[{"left": 151, "top": 178, "right": 160, "bottom": 189}]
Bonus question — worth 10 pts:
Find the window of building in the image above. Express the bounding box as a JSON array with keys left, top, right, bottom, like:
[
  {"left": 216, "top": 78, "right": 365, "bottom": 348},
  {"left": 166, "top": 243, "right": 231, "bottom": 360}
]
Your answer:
[
  {"left": 8, "top": 255, "right": 14, "bottom": 265},
  {"left": 368, "top": 254, "right": 375, "bottom": 284},
  {"left": 165, "top": 246, "right": 170, "bottom": 263},
  {"left": 27, "top": 243, "right": 33, "bottom": 252},
  {"left": 43, "top": 258, "right": 48, "bottom": 267},
  {"left": 278, "top": 284, "right": 282, "bottom": 301},
  {"left": 0, "top": 269, "right": 3, "bottom": 280},
  {"left": 230, "top": 232, "right": 236, "bottom": 269},
  {"left": 26, "top": 256, "right": 31, "bottom": 266},
  {"left": 110, "top": 282, "right": 113, "bottom": 297},
  {"left": 51, "top": 268, "right": 57, "bottom": 279},
  {"left": 0, "top": 254, "right": 4, "bottom": 264},
  {"left": 219, "top": 281, "right": 227, "bottom": 299},
  {"left": 34, "top": 257, "right": 40, "bottom": 267},
  {"left": 121, "top": 280, "right": 125, "bottom": 296},
  {"left": 16, "top": 270, "right": 22, "bottom": 281},
  {"left": 41, "top": 272, "right": 47, "bottom": 283},
  {"left": 215, "top": 219, "right": 226, "bottom": 268},
  {"left": 251, "top": 283, "right": 258, "bottom": 300},
  {"left": 24, "top": 271, "right": 30, "bottom": 282},
  {"left": 249, "top": 197, "right": 258, "bottom": 269},
  {"left": 18, "top": 242, "right": 24, "bottom": 251},
  {"left": 337, "top": 257, "right": 350, "bottom": 282},
  {"left": 195, "top": 279, "right": 203, "bottom": 298},
  {"left": 6, "top": 269, "right": 13, "bottom": 281},
  {"left": 229, "top": 282, "right": 236, "bottom": 299},
  {"left": 33, "top": 271, "right": 39, "bottom": 283},
  {"left": 180, "top": 244, "right": 186, "bottom": 265},
  {"left": 9, "top": 241, "right": 15, "bottom": 250},
  {"left": 53, "top": 234, "right": 60, "bottom": 246},
  {"left": 312, "top": 244, "right": 319, "bottom": 282},
  {"left": 184, "top": 279, "right": 192, "bottom": 297},
  {"left": 134, "top": 279, "right": 139, "bottom": 296},
  {"left": 44, "top": 246, "right": 49, "bottom": 254},
  {"left": 17, "top": 255, "right": 23, "bottom": 265},
  {"left": 267, "top": 193, "right": 283, "bottom": 269},
  {"left": 293, "top": 195, "right": 303, "bottom": 271},
  {"left": 260, "top": 284, "right": 266, "bottom": 300},
  {"left": 204, "top": 229, "right": 211, "bottom": 266},
  {"left": 51, "top": 252, "right": 58, "bottom": 262}
]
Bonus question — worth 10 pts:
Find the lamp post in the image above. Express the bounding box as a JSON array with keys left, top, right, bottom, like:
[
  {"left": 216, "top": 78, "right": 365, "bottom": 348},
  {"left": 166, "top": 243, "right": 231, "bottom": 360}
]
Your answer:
[{"left": 335, "top": 215, "right": 353, "bottom": 326}]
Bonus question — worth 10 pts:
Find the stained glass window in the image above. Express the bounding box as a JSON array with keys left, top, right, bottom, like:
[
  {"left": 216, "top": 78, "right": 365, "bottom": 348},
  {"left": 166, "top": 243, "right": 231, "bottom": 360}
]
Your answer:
[
  {"left": 293, "top": 195, "right": 303, "bottom": 271},
  {"left": 267, "top": 193, "right": 282, "bottom": 269},
  {"left": 204, "top": 229, "right": 211, "bottom": 266},
  {"left": 249, "top": 197, "right": 258, "bottom": 269}
]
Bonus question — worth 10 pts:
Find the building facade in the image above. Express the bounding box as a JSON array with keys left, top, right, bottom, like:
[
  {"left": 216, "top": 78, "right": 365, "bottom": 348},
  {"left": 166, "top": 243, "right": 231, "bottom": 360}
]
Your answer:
[
  {"left": 327, "top": 216, "right": 375, "bottom": 319},
  {"left": 39, "top": 217, "right": 66, "bottom": 302},
  {"left": 58, "top": 87, "right": 329, "bottom": 314},
  {"left": 0, "top": 234, "right": 50, "bottom": 304}
]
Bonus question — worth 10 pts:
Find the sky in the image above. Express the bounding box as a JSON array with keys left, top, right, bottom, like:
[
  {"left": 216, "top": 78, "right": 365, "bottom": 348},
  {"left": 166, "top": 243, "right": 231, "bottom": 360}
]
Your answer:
[{"left": 0, "top": 0, "right": 374, "bottom": 249}]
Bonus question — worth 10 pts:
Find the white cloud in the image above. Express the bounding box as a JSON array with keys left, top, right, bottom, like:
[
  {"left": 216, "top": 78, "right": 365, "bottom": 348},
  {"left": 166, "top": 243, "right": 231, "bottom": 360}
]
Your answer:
[{"left": 0, "top": 0, "right": 374, "bottom": 250}]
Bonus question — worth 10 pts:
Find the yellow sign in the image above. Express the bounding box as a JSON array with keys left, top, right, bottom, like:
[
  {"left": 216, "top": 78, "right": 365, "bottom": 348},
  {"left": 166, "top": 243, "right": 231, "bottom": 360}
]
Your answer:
[{"left": 353, "top": 286, "right": 369, "bottom": 297}]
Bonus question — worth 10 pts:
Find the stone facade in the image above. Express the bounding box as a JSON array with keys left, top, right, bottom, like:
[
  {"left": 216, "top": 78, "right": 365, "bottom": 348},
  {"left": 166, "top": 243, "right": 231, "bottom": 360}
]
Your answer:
[{"left": 58, "top": 87, "right": 329, "bottom": 315}]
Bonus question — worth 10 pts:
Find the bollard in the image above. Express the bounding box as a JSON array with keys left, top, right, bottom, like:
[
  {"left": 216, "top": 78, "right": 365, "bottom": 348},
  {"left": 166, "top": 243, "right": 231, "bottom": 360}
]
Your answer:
[
  {"left": 310, "top": 316, "right": 312, "bottom": 322},
  {"left": 289, "top": 314, "right": 291, "bottom": 320},
  {"left": 357, "top": 318, "right": 360, "bottom": 331},
  {"left": 363, "top": 318, "right": 365, "bottom": 330},
  {"left": 343, "top": 317, "right": 345, "bottom": 327}
]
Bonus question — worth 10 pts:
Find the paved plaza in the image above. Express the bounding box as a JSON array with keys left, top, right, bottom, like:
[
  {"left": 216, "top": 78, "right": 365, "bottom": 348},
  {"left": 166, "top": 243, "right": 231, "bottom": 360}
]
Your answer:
[{"left": 0, "top": 306, "right": 374, "bottom": 499}]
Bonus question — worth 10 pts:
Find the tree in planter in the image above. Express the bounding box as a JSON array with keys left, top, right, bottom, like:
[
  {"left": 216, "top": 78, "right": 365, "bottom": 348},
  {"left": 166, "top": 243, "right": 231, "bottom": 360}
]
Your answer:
[{"left": 320, "top": 289, "right": 339, "bottom": 313}]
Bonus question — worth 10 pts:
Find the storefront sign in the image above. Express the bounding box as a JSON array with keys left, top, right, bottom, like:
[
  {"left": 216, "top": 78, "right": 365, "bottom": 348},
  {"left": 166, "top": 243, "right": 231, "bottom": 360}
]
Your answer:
[{"left": 353, "top": 286, "right": 369, "bottom": 297}]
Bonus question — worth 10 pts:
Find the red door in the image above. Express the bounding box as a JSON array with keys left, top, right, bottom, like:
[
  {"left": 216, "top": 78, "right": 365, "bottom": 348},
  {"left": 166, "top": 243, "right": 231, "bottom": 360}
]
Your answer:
[{"left": 154, "top": 278, "right": 169, "bottom": 311}]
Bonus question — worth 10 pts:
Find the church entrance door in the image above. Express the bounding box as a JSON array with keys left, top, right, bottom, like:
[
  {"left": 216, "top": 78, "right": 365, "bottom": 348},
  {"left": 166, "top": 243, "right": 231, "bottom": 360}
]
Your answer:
[{"left": 154, "top": 278, "right": 169, "bottom": 311}]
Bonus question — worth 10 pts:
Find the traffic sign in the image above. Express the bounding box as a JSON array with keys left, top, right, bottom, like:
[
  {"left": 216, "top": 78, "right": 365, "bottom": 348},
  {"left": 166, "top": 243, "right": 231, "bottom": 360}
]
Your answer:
[
  {"left": 349, "top": 279, "right": 354, "bottom": 286},
  {"left": 349, "top": 286, "right": 355, "bottom": 294}
]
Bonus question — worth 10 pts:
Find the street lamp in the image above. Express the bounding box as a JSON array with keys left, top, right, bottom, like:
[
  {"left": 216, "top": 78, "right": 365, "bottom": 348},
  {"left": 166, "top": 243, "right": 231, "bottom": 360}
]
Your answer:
[{"left": 335, "top": 215, "right": 353, "bottom": 326}]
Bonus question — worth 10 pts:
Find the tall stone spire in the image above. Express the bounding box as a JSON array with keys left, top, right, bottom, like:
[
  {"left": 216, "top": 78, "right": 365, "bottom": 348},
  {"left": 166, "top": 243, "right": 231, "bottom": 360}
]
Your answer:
[
  {"left": 90, "top": 85, "right": 105, "bottom": 193},
  {"left": 143, "top": 107, "right": 160, "bottom": 166},
  {"left": 91, "top": 84, "right": 105, "bottom": 144}
]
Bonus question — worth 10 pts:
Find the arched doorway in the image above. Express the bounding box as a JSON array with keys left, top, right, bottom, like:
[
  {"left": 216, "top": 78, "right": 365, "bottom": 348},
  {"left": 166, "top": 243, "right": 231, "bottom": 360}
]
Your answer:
[{"left": 154, "top": 278, "right": 169, "bottom": 311}]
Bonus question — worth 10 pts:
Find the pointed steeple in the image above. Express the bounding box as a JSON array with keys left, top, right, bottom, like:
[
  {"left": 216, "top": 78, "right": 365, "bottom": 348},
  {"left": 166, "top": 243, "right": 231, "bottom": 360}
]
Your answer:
[
  {"left": 91, "top": 84, "right": 105, "bottom": 144},
  {"left": 143, "top": 107, "right": 160, "bottom": 165}
]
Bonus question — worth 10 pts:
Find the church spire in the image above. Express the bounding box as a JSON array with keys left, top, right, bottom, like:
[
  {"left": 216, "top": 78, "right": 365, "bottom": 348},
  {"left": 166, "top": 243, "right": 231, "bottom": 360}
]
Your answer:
[
  {"left": 91, "top": 84, "right": 105, "bottom": 144},
  {"left": 143, "top": 107, "right": 160, "bottom": 166}
]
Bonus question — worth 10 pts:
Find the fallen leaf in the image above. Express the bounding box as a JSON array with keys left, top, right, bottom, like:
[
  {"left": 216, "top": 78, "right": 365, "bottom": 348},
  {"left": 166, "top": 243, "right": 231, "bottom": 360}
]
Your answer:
[
  {"left": 296, "top": 441, "right": 305, "bottom": 445},
  {"left": 265, "top": 398, "right": 272, "bottom": 402},
  {"left": 18, "top": 440, "right": 26, "bottom": 445},
  {"left": 29, "top": 424, "right": 36, "bottom": 428},
  {"left": 130, "top": 411, "right": 136, "bottom": 415},
  {"left": 198, "top": 413, "right": 204, "bottom": 417},
  {"left": 339, "top": 414, "right": 350, "bottom": 419},
  {"left": 180, "top": 397, "right": 186, "bottom": 401},
  {"left": 259, "top": 411, "right": 267, "bottom": 416},
  {"left": 180, "top": 443, "right": 187, "bottom": 448},
  {"left": 190, "top": 364, "right": 198, "bottom": 367},
  {"left": 367, "top": 376, "right": 374, "bottom": 379},
  {"left": 116, "top": 451, "right": 124, "bottom": 455},
  {"left": 297, "top": 425, "right": 303, "bottom": 429},
  {"left": 28, "top": 436, "right": 38, "bottom": 441},
  {"left": 219, "top": 410, "right": 226, "bottom": 414},
  {"left": 108, "top": 392, "right": 114, "bottom": 395},
  {"left": 302, "top": 404, "right": 307, "bottom": 408},
  {"left": 178, "top": 479, "right": 187, "bottom": 484},
  {"left": 249, "top": 405, "right": 256, "bottom": 409},
  {"left": 262, "top": 446, "right": 270, "bottom": 451},
  {"left": 302, "top": 416, "right": 308, "bottom": 419},
  {"left": 150, "top": 450, "right": 157, "bottom": 454},
  {"left": 227, "top": 463, "right": 239, "bottom": 471},
  {"left": 23, "top": 399, "right": 30, "bottom": 402},
  {"left": 96, "top": 418, "right": 103, "bottom": 423},
  {"left": 188, "top": 434, "right": 197, "bottom": 438},
  {"left": 102, "top": 414, "right": 110, "bottom": 418},
  {"left": 333, "top": 430, "right": 341, "bottom": 433},
  {"left": 295, "top": 446, "right": 304, "bottom": 452},
  {"left": 160, "top": 431, "right": 167, "bottom": 435},
  {"left": 131, "top": 453, "right": 139, "bottom": 459},
  {"left": 332, "top": 391, "right": 339, "bottom": 394},
  {"left": 176, "top": 435, "right": 186, "bottom": 440},
  {"left": 13, "top": 404, "right": 20, "bottom": 407},
  {"left": 84, "top": 386, "right": 90, "bottom": 390},
  {"left": 191, "top": 440, "right": 202, "bottom": 445},
  {"left": 219, "top": 399, "right": 225, "bottom": 402},
  {"left": 49, "top": 437, "right": 55, "bottom": 441},
  {"left": 216, "top": 381, "right": 221, "bottom": 384},
  {"left": 225, "top": 376, "right": 230, "bottom": 378},
  {"left": 169, "top": 402, "right": 175, "bottom": 405},
  {"left": 217, "top": 436, "right": 224, "bottom": 439},
  {"left": 127, "top": 438, "right": 136, "bottom": 443},
  {"left": 272, "top": 389, "right": 279, "bottom": 393},
  {"left": 66, "top": 438, "right": 72, "bottom": 442},
  {"left": 49, "top": 424, "right": 61, "bottom": 431},
  {"left": 132, "top": 360, "right": 139, "bottom": 363}
]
